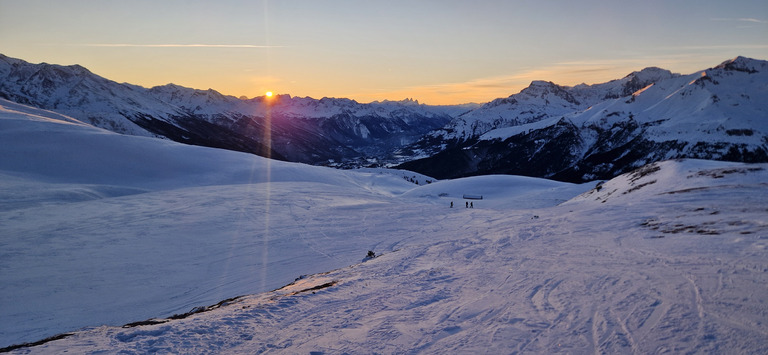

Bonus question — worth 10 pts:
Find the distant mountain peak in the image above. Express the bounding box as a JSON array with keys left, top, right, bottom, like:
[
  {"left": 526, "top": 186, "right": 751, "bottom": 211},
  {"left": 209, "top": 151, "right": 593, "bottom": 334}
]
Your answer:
[
  {"left": 597, "top": 66, "right": 677, "bottom": 100},
  {"left": 621, "top": 67, "right": 675, "bottom": 86},
  {"left": 374, "top": 97, "right": 421, "bottom": 106},
  {"left": 528, "top": 80, "right": 559, "bottom": 87},
  {"left": 715, "top": 56, "right": 764, "bottom": 73},
  {"left": 519, "top": 80, "right": 581, "bottom": 105},
  {"left": 625, "top": 66, "right": 673, "bottom": 77}
]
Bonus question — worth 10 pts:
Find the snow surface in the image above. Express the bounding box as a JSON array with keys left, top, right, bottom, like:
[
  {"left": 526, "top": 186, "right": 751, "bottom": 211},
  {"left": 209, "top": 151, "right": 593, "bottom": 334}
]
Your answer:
[{"left": 2, "top": 100, "right": 767, "bottom": 353}]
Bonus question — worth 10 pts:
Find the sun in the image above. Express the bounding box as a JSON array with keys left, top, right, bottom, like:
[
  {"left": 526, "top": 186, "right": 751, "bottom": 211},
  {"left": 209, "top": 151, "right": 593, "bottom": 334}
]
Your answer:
[{"left": 265, "top": 91, "right": 273, "bottom": 97}]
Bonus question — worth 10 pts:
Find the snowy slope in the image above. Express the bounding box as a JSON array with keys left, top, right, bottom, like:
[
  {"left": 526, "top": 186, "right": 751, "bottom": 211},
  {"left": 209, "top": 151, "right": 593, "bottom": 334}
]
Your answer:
[
  {"left": 0, "top": 100, "right": 584, "bottom": 348},
  {"left": 570, "top": 57, "right": 767, "bottom": 146},
  {"left": 2, "top": 101, "right": 767, "bottom": 353},
  {"left": 0, "top": 99, "right": 412, "bottom": 345}
]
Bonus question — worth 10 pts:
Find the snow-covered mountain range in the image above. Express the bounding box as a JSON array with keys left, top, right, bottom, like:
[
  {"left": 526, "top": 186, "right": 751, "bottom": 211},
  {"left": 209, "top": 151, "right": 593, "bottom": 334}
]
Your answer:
[
  {"left": 398, "top": 57, "right": 768, "bottom": 181},
  {"left": 1, "top": 99, "right": 766, "bottom": 353},
  {"left": 1, "top": 53, "right": 766, "bottom": 181},
  {"left": 0, "top": 53, "right": 456, "bottom": 165}
]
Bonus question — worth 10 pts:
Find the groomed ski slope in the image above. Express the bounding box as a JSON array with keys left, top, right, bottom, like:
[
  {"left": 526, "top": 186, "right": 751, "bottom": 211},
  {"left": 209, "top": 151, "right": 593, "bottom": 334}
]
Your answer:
[{"left": 1, "top": 99, "right": 767, "bottom": 353}]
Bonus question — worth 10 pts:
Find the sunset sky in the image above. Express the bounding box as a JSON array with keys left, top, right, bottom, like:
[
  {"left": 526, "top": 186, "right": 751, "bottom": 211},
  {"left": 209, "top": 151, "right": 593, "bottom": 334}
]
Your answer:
[{"left": 1, "top": 0, "right": 766, "bottom": 105}]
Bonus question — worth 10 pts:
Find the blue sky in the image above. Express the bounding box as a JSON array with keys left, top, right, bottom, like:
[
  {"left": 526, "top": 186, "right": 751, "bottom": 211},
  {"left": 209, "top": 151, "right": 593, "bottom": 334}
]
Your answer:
[{"left": 1, "top": 0, "right": 766, "bottom": 104}]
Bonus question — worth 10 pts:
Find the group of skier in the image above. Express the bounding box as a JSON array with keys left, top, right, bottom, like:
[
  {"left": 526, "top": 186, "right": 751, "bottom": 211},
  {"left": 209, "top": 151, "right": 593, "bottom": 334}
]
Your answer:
[{"left": 449, "top": 201, "right": 473, "bottom": 208}]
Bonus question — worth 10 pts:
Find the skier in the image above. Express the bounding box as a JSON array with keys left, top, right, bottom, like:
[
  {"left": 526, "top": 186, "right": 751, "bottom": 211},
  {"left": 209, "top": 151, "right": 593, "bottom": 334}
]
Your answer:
[
  {"left": 466, "top": 201, "right": 469, "bottom": 208},
  {"left": 470, "top": 202, "right": 474, "bottom": 208},
  {"left": 450, "top": 201, "right": 453, "bottom": 208}
]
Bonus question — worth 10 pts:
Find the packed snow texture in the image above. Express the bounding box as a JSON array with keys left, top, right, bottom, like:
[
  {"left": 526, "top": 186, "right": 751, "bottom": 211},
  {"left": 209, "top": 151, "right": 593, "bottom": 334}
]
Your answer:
[{"left": 1, "top": 100, "right": 767, "bottom": 353}]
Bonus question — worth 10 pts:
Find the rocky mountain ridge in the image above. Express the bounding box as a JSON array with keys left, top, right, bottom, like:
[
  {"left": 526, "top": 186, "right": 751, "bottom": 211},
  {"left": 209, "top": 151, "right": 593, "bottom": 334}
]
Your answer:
[
  {"left": 0, "top": 53, "right": 454, "bottom": 165},
  {"left": 398, "top": 56, "right": 767, "bottom": 181}
]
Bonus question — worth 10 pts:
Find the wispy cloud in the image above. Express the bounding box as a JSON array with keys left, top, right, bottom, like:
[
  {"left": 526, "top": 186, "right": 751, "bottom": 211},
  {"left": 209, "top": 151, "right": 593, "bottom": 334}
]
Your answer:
[
  {"left": 349, "top": 64, "right": 626, "bottom": 105},
  {"left": 739, "top": 18, "right": 768, "bottom": 24},
  {"left": 711, "top": 17, "right": 768, "bottom": 24},
  {"left": 665, "top": 44, "right": 768, "bottom": 51},
  {"left": 79, "top": 43, "right": 282, "bottom": 48}
]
